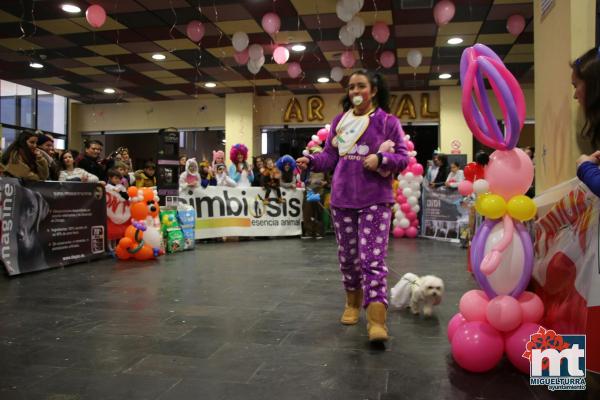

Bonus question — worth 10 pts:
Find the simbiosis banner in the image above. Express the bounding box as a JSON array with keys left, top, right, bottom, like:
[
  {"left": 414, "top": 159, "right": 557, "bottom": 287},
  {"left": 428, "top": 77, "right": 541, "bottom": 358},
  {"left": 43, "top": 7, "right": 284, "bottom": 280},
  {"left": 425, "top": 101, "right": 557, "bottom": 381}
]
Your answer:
[
  {"left": 0, "top": 178, "right": 107, "bottom": 276},
  {"left": 178, "top": 186, "right": 303, "bottom": 238}
]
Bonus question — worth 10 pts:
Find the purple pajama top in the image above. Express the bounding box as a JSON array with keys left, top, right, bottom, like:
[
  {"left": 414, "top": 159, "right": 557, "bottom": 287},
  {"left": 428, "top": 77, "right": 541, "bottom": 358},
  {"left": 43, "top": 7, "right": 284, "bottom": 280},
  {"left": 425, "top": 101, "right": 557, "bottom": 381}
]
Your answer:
[{"left": 308, "top": 108, "right": 409, "bottom": 209}]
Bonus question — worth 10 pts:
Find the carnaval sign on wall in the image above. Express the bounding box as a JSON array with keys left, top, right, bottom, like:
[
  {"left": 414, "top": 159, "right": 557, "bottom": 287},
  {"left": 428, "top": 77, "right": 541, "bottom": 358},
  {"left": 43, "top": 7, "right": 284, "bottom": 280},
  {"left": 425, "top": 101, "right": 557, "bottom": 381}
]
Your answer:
[
  {"left": 420, "top": 185, "right": 469, "bottom": 243},
  {"left": 178, "top": 186, "right": 303, "bottom": 239},
  {"left": 0, "top": 178, "right": 107, "bottom": 276},
  {"left": 533, "top": 181, "right": 600, "bottom": 373}
]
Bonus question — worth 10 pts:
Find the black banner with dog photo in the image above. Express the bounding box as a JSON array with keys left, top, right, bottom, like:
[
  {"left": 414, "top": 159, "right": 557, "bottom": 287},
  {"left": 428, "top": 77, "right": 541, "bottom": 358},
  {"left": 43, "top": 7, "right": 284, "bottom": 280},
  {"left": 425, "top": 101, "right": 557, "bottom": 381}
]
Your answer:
[
  {"left": 0, "top": 178, "right": 107, "bottom": 276},
  {"left": 420, "top": 185, "right": 469, "bottom": 243}
]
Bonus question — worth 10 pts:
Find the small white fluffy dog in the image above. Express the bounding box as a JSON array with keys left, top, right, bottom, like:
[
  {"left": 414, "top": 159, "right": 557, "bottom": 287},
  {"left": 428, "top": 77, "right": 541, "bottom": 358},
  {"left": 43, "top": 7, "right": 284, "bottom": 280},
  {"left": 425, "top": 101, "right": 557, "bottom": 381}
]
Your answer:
[{"left": 390, "top": 273, "right": 445, "bottom": 317}]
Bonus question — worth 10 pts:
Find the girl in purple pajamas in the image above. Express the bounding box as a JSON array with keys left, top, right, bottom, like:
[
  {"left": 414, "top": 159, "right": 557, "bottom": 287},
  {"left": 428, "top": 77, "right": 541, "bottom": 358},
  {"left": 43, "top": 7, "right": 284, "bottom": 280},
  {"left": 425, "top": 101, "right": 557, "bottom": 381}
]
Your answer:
[{"left": 297, "top": 70, "right": 408, "bottom": 342}]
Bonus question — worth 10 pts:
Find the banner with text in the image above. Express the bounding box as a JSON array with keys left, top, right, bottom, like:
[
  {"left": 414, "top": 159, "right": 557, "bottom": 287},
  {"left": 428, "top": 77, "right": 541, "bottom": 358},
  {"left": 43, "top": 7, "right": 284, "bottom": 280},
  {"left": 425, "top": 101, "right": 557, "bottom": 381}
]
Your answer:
[
  {"left": 178, "top": 186, "right": 303, "bottom": 238},
  {"left": 420, "top": 185, "right": 469, "bottom": 243},
  {"left": 0, "top": 178, "right": 107, "bottom": 276}
]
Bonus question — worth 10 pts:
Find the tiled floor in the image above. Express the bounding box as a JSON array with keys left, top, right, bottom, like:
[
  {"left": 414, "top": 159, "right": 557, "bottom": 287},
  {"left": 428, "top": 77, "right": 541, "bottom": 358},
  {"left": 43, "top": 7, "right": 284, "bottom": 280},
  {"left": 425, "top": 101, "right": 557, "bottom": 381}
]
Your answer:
[{"left": 0, "top": 237, "right": 598, "bottom": 399}]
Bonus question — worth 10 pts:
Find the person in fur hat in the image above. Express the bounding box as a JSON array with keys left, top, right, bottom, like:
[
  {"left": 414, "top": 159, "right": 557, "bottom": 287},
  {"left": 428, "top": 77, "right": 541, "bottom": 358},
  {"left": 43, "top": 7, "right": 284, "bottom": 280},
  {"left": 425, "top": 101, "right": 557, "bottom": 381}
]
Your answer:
[
  {"left": 276, "top": 155, "right": 297, "bottom": 189},
  {"left": 260, "top": 157, "right": 283, "bottom": 204},
  {"left": 228, "top": 144, "right": 254, "bottom": 187},
  {"left": 179, "top": 157, "right": 201, "bottom": 191}
]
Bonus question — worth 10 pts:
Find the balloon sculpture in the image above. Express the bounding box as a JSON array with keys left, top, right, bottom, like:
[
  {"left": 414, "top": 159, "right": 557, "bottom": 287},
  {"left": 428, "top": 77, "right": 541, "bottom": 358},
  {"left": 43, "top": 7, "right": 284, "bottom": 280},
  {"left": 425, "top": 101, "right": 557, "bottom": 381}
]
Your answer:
[
  {"left": 449, "top": 43, "right": 544, "bottom": 373},
  {"left": 392, "top": 134, "right": 423, "bottom": 239},
  {"left": 115, "top": 187, "right": 164, "bottom": 261}
]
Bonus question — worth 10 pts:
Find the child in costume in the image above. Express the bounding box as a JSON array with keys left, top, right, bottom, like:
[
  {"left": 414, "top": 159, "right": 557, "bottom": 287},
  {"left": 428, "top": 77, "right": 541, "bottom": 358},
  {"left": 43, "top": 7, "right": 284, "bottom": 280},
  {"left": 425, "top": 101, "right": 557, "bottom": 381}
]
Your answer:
[
  {"left": 297, "top": 69, "right": 408, "bottom": 343},
  {"left": 229, "top": 144, "right": 254, "bottom": 187},
  {"left": 214, "top": 163, "right": 236, "bottom": 187},
  {"left": 276, "top": 155, "right": 297, "bottom": 189},
  {"left": 301, "top": 145, "right": 328, "bottom": 239},
  {"left": 199, "top": 160, "right": 217, "bottom": 188},
  {"left": 212, "top": 150, "right": 225, "bottom": 172},
  {"left": 261, "top": 157, "right": 283, "bottom": 204},
  {"left": 134, "top": 160, "right": 157, "bottom": 187},
  {"left": 179, "top": 158, "right": 201, "bottom": 191}
]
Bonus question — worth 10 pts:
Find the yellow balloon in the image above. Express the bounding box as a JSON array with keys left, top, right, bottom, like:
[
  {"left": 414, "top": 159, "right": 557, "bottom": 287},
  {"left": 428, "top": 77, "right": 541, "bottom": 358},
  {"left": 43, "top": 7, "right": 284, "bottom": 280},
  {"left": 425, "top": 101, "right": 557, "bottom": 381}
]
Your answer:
[
  {"left": 475, "top": 193, "right": 489, "bottom": 215},
  {"left": 507, "top": 195, "right": 537, "bottom": 221},
  {"left": 480, "top": 194, "right": 506, "bottom": 219},
  {"left": 393, "top": 180, "right": 399, "bottom": 192}
]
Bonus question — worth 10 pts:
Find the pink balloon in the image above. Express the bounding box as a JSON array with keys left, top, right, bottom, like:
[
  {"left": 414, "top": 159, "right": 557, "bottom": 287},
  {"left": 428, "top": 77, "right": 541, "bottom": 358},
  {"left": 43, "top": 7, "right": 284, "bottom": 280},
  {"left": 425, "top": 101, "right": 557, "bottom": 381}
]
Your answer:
[
  {"left": 340, "top": 50, "right": 356, "bottom": 69},
  {"left": 400, "top": 203, "right": 412, "bottom": 213},
  {"left": 447, "top": 313, "right": 467, "bottom": 342},
  {"left": 504, "top": 322, "right": 543, "bottom": 374},
  {"left": 406, "top": 211, "right": 417, "bottom": 221},
  {"left": 459, "top": 290, "right": 489, "bottom": 322},
  {"left": 273, "top": 46, "right": 290, "bottom": 65},
  {"left": 486, "top": 295, "right": 523, "bottom": 332},
  {"left": 234, "top": 49, "right": 249, "bottom": 65},
  {"left": 433, "top": 0, "right": 456, "bottom": 27},
  {"left": 86, "top": 5, "right": 107, "bottom": 28},
  {"left": 186, "top": 20, "right": 205, "bottom": 42},
  {"left": 379, "top": 51, "right": 395, "bottom": 68},
  {"left": 287, "top": 62, "right": 302, "bottom": 79},
  {"left": 307, "top": 140, "right": 317, "bottom": 148},
  {"left": 261, "top": 12, "right": 281, "bottom": 34},
  {"left": 396, "top": 195, "right": 406, "bottom": 204},
  {"left": 371, "top": 21, "right": 390, "bottom": 44},
  {"left": 408, "top": 156, "right": 417, "bottom": 165},
  {"left": 317, "top": 128, "right": 329, "bottom": 142},
  {"left": 411, "top": 219, "right": 420, "bottom": 228},
  {"left": 405, "top": 141, "right": 415, "bottom": 151},
  {"left": 518, "top": 291, "right": 544, "bottom": 323},
  {"left": 458, "top": 180, "right": 474, "bottom": 196},
  {"left": 451, "top": 321, "right": 504, "bottom": 373},
  {"left": 507, "top": 14, "right": 526, "bottom": 36},
  {"left": 405, "top": 226, "right": 418, "bottom": 238},
  {"left": 411, "top": 163, "right": 424, "bottom": 176},
  {"left": 393, "top": 227, "right": 405, "bottom": 238},
  {"left": 485, "top": 148, "right": 534, "bottom": 200}
]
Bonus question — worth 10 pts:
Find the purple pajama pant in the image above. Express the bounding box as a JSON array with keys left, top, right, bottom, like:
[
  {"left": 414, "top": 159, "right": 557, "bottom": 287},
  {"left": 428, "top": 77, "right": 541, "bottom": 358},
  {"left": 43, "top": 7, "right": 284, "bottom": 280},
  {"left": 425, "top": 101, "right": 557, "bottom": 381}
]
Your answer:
[{"left": 331, "top": 204, "right": 392, "bottom": 308}]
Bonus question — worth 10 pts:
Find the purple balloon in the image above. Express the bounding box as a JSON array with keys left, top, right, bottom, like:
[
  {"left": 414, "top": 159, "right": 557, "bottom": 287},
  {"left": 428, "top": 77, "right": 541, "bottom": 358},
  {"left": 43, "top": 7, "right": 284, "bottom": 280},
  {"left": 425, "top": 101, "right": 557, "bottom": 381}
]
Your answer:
[{"left": 470, "top": 219, "right": 533, "bottom": 299}]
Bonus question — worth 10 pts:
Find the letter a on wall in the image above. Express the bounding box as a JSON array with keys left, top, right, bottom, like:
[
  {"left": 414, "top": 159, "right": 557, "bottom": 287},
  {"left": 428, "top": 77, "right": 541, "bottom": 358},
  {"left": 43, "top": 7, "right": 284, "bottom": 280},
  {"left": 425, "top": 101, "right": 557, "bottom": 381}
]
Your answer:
[
  {"left": 284, "top": 97, "right": 304, "bottom": 122},
  {"left": 395, "top": 94, "right": 417, "bottom": 119}
]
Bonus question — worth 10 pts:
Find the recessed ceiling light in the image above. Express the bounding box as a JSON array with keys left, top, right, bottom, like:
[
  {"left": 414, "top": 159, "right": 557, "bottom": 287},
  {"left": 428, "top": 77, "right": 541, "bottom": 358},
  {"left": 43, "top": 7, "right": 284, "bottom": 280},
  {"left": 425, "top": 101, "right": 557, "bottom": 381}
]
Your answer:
[
  {"left": 103, "top": 88, "right": 116, "bottom": 94},
  {"left": 317, "top": 77, "right": 330, "bottom": 83},
  {"left": 439, "top": 73, "right": 452, "bottom": 80},
  {"left": 61, "top": 4, "right": 81, "bottom": 13},
  {"left": 152, "top": 53, "right": 166, "bottom": 61},
  {"left": 29, "top": 62, "right": 44, "bottom": 69},
  {"left": 204, "top": 82, "right": 217, "bottom": 88},
  {"left": 447, "top": 37, "right": 463, "bottom": 45},
  {"left": 291, "top": 44, "right": 306, "bottom": 52}
]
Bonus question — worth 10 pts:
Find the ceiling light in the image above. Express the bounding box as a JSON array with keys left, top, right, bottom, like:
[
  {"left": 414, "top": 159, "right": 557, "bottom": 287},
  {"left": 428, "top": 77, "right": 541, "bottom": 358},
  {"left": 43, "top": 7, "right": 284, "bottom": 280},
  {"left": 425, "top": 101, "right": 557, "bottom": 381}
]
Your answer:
[
  {"left": 439, "top": 73, "right": 452, "bottom": 80},
  {"left": 61, "top": 4, "right": 81, "bottom": 13},
  {"left": 317, "top": 77, "right": 330, "bottom": 83},
  {"left": 152, "top": 53, "right": 166, "bottom": 61},
  {"left": 447, "top": 37, "right": 463, "bottom": 45},
  {"left": 103, "top": 88, "right": 116, "bottom": 94},
  {"left": 29, "top": 62, "right": 44, "bottom": 69},
  {"left": 204, "top": 82, "right": 217, "bottom": 88},
  {"left": 291, "top": 44, "right": 306, "bottom": 52}
]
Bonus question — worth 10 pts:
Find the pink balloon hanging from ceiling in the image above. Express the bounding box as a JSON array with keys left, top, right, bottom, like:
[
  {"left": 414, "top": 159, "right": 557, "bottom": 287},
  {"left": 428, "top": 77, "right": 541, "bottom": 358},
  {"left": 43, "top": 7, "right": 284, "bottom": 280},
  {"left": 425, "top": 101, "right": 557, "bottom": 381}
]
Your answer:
[
  {"left": 186, "top": 20, "right": 205, "bottom": 42},
  {"left": 380, "top": 51, "right": 395, "bottom": 68},
  {"left": 340, "top": 50, "right": 356, "bottom": 69},
  {"left": 287, "top": 62, "right": 302, "bottom": 79},
  {"left": 506, "top": 14, "right": 526, "bottom": 36},
  {"left": 433, "top": 0, "right": 455, "bottom": 27},
  {"left": 273, "top": 46, "right": 290, "bottom": 65},
  {"left": 86, "top": 4, "right": 107, "bottom": 28},
  {"left": 262, "top": 12, "right": 281, "bottom": 34},
  {"left": 371, "top": 21, "right": 390, "bottom": 44},
  {"left": 233, "top": 48, "right": 250, "bottom": 65}
]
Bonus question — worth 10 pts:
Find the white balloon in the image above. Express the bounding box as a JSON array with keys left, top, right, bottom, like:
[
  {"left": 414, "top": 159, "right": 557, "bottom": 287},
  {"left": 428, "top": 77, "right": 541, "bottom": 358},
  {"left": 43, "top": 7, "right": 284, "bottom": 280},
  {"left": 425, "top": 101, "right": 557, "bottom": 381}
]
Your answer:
[
  {"left": 407, "top": 49, "right": 423, "bottom": 69},
  {"left": 399, "top": 218, "right": 410, "bottom": 228},
  {"left": 392, "top": 203, "right": 399, "bottom": 212},
  {"left": 484, "top": 221, "right": 526, "bottom": 295},
  {"left": 248, "top": 44, "right": 264, "bottom": 60},
  {"left": 143, "top": 226, "right": 163, "bottom": 249},
  {"left": 336, "top": 0, "right": 354, "bottom": 22},
  {"left": 330, "top": 66, "right": 344, "bottom": 82},
  {"left": 405, "top": 172, "right": 414, "bottom": 179},
  {"left": 473, "top": 179, "right": 490, "bottom": 195},
  {"left": 347, "top": 15, "right": 365, "bottom": 38},
  {"left": 402, "top": 188, "right": 413, "bottom": 197},
  {"left": 394, "top": 210, "right": 404, "bottom": 219},
  {"left": 404, "top": 134, "right": 411, "bottom": 141},
  {"left": 408, "top": 196, "right": 418, "bottom": 205},
  {"left": 232, "top": 31, "right": 249, "bottom": 52},
  {"left": 409, "top": 151, "right": 417, "bottom": 157},
  {"left": 399, "top": 179, "right": 408, "bottom": 187},
  {"left": 411, "top": 205, "right": 420, "bottom": 213},
  {"left": 414, "top": 191, "right": 421, "bottom": 199},
  {"left": 311, "top": 135, "right": 319, "bottom": 142},
  {"left": 410, "top": 183, "right": 420, "bottom": 192},
  {"left": 247, "top": 61, "right": 261, "bottom": 74},
  {"left": 302, "top": 149, "right": 309, "bottom": 156},
  {"left": 416, "top": 175, "right": 423, "bottom": 183},
  {"left": 339, "top": 25, "right": 355, "bottom": 47},
  {"left": 248, "top": 55, "right": 265, "bottom": 71},
  {"left": 343, "top": 0, "right": 363, "bottom": 14}
]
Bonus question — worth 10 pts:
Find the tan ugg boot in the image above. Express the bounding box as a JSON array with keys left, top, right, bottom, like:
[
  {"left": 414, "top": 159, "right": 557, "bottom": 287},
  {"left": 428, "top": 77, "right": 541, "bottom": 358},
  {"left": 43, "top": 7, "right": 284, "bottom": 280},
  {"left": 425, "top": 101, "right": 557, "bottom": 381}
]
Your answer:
[
  {"left": 366, "top": 302, "right": 389, "bottom": 342},
  {"left": 340, "top": 289, "right": 363, "bottom": 325}
]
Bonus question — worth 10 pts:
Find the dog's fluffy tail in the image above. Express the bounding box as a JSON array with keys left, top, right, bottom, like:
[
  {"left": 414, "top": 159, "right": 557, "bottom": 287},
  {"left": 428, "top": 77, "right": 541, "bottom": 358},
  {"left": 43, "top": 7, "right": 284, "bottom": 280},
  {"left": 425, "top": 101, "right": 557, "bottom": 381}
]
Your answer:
[{"left": 390, "top": 272, "right": 419, "bottom": 308}]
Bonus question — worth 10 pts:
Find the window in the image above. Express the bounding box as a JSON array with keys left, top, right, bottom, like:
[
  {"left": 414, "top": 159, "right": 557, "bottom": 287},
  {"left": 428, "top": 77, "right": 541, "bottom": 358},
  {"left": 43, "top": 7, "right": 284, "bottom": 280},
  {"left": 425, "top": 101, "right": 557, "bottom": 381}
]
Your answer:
[
  {"left": 1, "top": 80, "right": 34, "bottom": 128},
  {"left": 37, "top": 91, "right": 67, "bottom": 135},
  {"left": 0, "top": 127, "right": 16, "bottom": 150}
]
